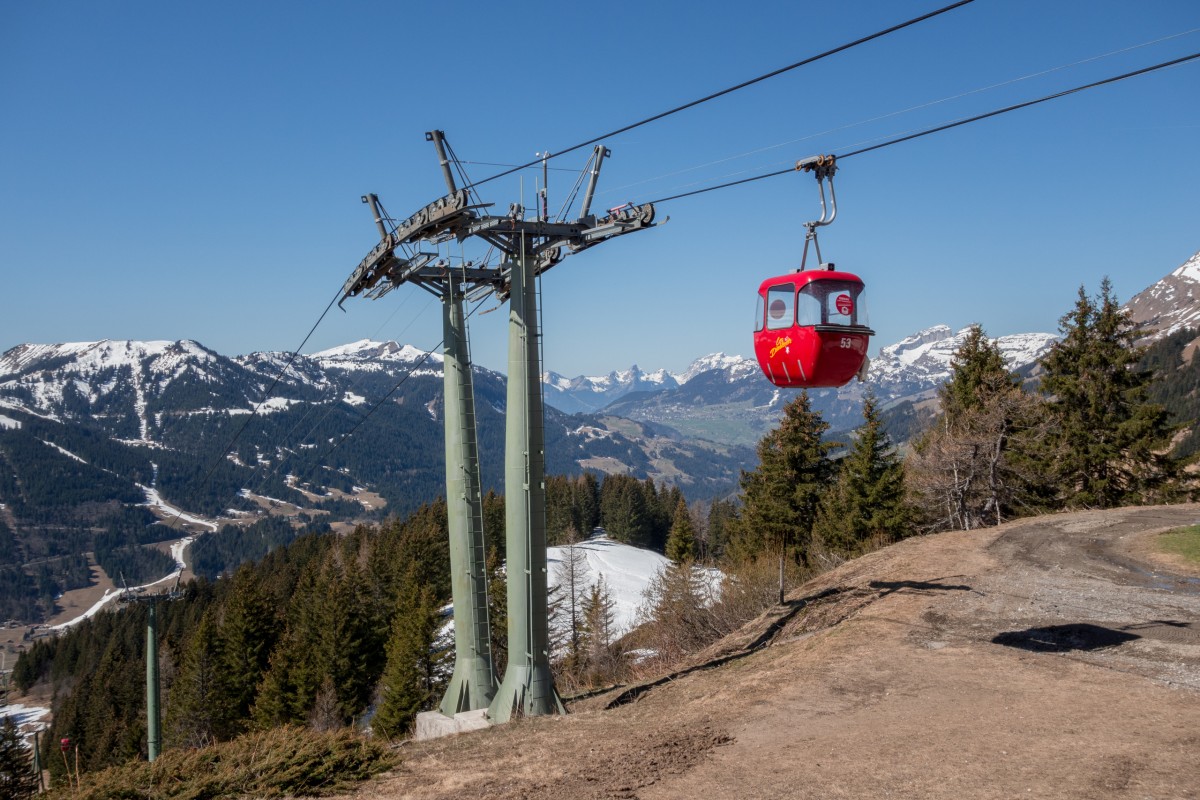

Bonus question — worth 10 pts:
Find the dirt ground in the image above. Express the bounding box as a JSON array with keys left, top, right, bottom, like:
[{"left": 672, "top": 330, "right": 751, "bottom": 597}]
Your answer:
[{"left": 349, "top": 504, "right": 1200, "bottom": 800}]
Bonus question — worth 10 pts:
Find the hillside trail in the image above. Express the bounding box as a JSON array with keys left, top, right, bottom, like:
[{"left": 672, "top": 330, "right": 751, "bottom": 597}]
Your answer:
[{"left": 351, "top": 504, "right": 1200, "bottom": 800}]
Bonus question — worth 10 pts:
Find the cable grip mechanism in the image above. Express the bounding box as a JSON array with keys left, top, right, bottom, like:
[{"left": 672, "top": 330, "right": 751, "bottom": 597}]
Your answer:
[{"left": 795, "top": 154, "right": 838, "bottom": 271}]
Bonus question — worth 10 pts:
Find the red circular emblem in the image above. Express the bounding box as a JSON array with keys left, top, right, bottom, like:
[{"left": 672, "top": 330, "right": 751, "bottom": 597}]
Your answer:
[
  {"left": 768, "top": 299, "right": 788, "bottom": 320},
  {"left": 835, "top": 293, "right": 853, "bottom": 316}
]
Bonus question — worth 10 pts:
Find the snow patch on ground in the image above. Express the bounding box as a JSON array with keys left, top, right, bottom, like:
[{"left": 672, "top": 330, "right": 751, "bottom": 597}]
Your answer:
[
  {"left": 0, "top": 414, "right": 20, "bottom": 430},
  {"left": 140, "top": 485, "right": 217, "bottom": 531},
  {"left": 568, "top": 425, "right": 613, "bottom": 441},
  {"left": 254, "top": 396, "right": 302, "bottom": 414},
  {"left": 0, "top": 398, "right": 59, "bottom": 422},
  {"left": 547, "top": 533, "right": 671, "bottom": 636},
  {"left": 0, "top": 702, "right": 51, "bottom": 731},
  {"left": 41, "top": 440, "right": 86, "bottom": 463},
  {"left": 48, "top": 536, "right": 192, "bottom": 632},
  {"left": 1170, "top": 249, "right": 1200, "bottom": 284}
]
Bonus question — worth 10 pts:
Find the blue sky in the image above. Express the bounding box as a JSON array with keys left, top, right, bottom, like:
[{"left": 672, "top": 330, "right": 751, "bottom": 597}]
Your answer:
[{"left": 2, "top": 0, "right": 1198, "bottom": 376}]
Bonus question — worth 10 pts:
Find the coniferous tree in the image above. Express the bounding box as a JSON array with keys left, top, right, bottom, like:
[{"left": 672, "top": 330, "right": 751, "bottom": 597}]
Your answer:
[
  {"left": 580, "top": 573, "right": 618, "bottom": 684},
  {"left": 1039, "top": 279, "right": 1180, "bottom": 507},
  {"left": 573, "top": 473, "right": 601, "bottom": 534},
  {"left": 813, "top": 393, "right": 911, "bottom": 556},
  {"left": 636, "top": 562, "right": 715, "bottom": 666},
  {"left": 219, "top": 565, "right": 279, "bottom": 726},
  {"left": 551, "top": 526, "right": 588, "bottom": 673},
  {"left": 316, "top": 553, "right": 382, "bottom": 723},
  {"left": 665, "top": 497, "right": 697, "bottom": 564},
  {"left": 599, "top": 475, "right": 651, "bottom": 546},
  {"left": 940, "top": 325, "right": 1017, "bottom": 421},
  {"left": 165, "top": 609, "right": 235, "bottom": 748},
  {"left": 641, "top": 478, "right": 670, "bottom": 552},
  {"left": 372, "top": 579, "right": 447, "bottom": 739},
  {"left": 908, "top": 325, "right": 1050, "bottom": 530},
  {"left": 0, "top": 716, "right": 38, "bottom": 800},
  {"left": 482, "top": 490, "right": 506, "bottom": 563},
  {"left": 252, "top": 564, "right": 324, "bottom": 728},
  {"left": 703, "top": 498, "right": 738, "bottom": 562},
  {"left": 729, "top": 392, "right": 835, "bottom": 596}
]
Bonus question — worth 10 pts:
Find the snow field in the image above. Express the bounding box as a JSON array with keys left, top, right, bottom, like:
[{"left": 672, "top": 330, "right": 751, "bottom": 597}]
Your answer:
[{"left": 547, "top": 533, "right": 672, "bottom": 637}]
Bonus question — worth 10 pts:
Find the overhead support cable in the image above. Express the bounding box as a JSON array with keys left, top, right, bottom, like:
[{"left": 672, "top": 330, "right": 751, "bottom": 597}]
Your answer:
[
  {"left": 464, "top": 0, "right": 977, "bottom": 190},
  {"left": 597, "top": 25, "right": 1200, "bottom": 200},
  {"left": 839, "top": 50, "right": 1200, "bottom": 159},
  {"left": 647, "top": 51, "right": 1200, "bottom": 205}
]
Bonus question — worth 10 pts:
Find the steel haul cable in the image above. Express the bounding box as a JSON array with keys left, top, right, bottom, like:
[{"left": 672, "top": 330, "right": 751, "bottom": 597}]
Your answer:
[
  {"left": 465, "top": 0, "right": 977, "bottom": 190},
  {"left": 646, "top": 51, "right": 1200, "bottom": 206}
]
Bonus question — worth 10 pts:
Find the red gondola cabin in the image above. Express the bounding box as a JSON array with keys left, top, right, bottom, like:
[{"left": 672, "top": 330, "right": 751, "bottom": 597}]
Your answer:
[{"left": 753, "top": 269, "right": 874, "bottom": 388}]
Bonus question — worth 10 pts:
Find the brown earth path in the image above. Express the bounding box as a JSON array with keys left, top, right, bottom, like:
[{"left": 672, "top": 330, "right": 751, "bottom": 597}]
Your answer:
[{"left": 350, "top": 504, "right": 1200, "bottom": 800}]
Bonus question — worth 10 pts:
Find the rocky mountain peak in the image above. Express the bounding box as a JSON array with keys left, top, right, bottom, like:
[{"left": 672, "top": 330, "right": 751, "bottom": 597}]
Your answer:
[{"left": 1124, "top": 249, "right": 1200, "bottom": 341}]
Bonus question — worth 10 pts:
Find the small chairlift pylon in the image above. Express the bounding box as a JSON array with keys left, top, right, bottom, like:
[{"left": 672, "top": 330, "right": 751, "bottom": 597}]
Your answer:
[{"left": 752, "top": 155, "right": 874, "bottom": 388}]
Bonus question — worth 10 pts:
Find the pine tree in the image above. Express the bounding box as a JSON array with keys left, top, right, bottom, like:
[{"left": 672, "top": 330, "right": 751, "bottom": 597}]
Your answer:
[
  {"left": 372, "top": 579, "right": 447, "bottom": 739},
  {"left": 315, "top": 554, "right": 381, "bottom": 723},
  {"left": 813, "top": 393, "right": 911, "bottom": 556},
  {"left": 729, "top": 392, "right": 835, "bottom": 584},
  {"left": 1039, "top": 279, "right": 1180, "bottom": 507},
  {"left": 165, "top": 609, "right": 234, "bottom": 748},
  {"left": 219, "top": 565, "right": 279, "bottom": 726},
  {"left": 908, "top": 324, "right": 1050, "bottom": 530},
  {"left": 252, "top": 564, "right": 325, "bottom": 728},
  {"left": 636, "top": 562, "right": 715, "bottom": 666},
  {"left": 551, "top": 526, "right": 589, "bottom": 673},
  {"left": 599, "top": 475, "right": 651, "bottom": 545},
  {"left": 573, "top": 473, "right": 601, "bottom": 534},
  {"left": 580, "top": 573, "right": 619, "bottom": 684},
  {"left": 940, "top": 325, "right": 1017, "bottom": 422},
  {"left": 641, "top": 478, "right": 671, "bottom": 552},
  {"left": 0, "top": 716, "right": 38, "bottom": 800},
  {"left": 703, "top": 498, "right": 738, "bottom": 562},
  {"left": 665, "top": 497, "right": 697, "bottom": 564}
]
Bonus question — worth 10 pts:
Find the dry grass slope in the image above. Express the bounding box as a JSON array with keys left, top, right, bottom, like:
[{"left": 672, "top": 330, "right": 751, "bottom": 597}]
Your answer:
[{"left": 45, "top": 726, "right": 395, "bottom": 800}]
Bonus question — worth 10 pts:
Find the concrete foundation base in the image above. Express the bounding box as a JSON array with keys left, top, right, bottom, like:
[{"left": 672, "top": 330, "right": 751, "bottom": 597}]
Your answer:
[{"left": 414, "top": 708, "right": 491, "bottom": 741}]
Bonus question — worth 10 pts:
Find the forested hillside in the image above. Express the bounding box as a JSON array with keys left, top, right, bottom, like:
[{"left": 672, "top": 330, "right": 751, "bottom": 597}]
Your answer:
[
  {"left": 10, "top": 470, "right": 705, "bottom": 776},
  {"left": 0, "top": 340, "right": 754, "bottom": 624},
  {"left": 1142, "top": 327, "right": 1200, "bottom": 458}
]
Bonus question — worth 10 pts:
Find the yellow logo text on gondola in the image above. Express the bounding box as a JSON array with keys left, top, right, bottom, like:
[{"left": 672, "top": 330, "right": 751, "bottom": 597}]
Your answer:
[{"left": 769, "top": 336, "right": 792, "bottom": 358}]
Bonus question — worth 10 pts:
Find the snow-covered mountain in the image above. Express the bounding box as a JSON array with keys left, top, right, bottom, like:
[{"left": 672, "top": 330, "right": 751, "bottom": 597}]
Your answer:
[
  {"left": 0, "top": 335, "right": 752, "bottom": 521},
  {"left": 1124, "top": 249, "right": 1200, "bottom": 342},
  {"left": 596, "top": 325, "right": 1058, "bottom": 445},
  {"left": 541, "top": 365, "right": 679, "bottom": 414},
  {"left": 311, "top": 339, "right": 444, "bottom": 373},
  {"left": 0, "top": 339, "right": 316, "bottom": 441},
  {"left": 865, "top": 325, "right": 1058, "bottom": 400}
]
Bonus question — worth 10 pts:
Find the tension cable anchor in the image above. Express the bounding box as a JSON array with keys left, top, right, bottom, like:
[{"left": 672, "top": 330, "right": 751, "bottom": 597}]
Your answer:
[{"left": 795, "top": 154, "right": 839, "bottom": 272}]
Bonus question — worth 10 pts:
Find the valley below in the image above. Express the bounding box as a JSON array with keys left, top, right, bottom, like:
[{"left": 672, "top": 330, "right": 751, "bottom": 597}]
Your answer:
[{"left": 351, "top": 504, "right": 1200, "bottom": 800}]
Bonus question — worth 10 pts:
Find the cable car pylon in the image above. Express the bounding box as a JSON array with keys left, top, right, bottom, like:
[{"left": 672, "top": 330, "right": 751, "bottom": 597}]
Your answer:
[
  {"left": 339, "top": 131, "right": 659, "bottom": 732},
  {"left": 117, "top": 573, "right": 181, "bottom": 761}
]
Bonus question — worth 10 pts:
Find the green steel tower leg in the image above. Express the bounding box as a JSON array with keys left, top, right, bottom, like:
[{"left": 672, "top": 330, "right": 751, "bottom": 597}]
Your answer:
[
  {"left": 146, "top": 601, "right": 161, "bottom": 761},
  {"left": 439, "top": 287, "right": 497, "bottom": 715},
  {"left": 488, "top": 241, "right": 564, "bottom": 723}
]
